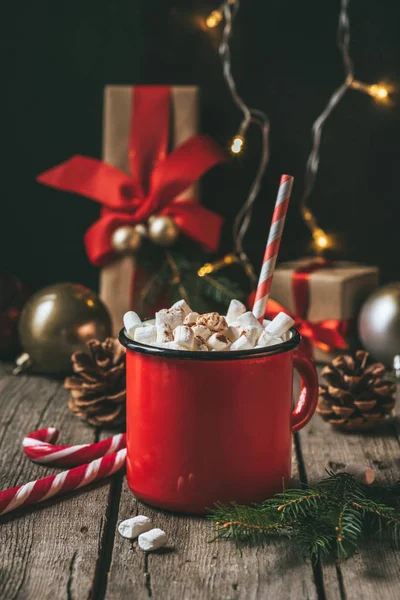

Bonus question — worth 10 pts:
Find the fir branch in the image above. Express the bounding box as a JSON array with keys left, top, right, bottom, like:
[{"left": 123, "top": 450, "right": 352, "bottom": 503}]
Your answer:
[
  {"left": 208, "top": 472, "right": 400, "bottom": 563},
  {"left": 200, "top": 274, "right": 246, "bottom": 307}
]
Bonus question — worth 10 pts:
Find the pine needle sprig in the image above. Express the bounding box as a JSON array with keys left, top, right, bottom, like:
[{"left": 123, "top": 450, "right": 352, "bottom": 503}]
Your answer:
[{"left": 208, "top": 472, "right": 400, "bottom": 562}]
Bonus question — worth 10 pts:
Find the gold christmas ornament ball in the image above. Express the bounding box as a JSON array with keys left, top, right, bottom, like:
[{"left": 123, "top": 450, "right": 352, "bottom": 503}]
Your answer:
[
  {"left": 148, "top": 215, "right": 180, "bottom": 247},
  {"left": 111, "top": 225, "right": 143, "bottom": 254},
  {"left": 18, "top": 283, "right": 112, "bottom": 374}
]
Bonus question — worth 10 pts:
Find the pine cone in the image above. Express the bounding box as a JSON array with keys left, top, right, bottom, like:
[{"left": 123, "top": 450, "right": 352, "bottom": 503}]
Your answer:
[
  {"left": 64, "top": 338, "right": 126, "bottom": 428},
  {"left": 317, "top": 350, "right": 396, "bottom": 431}
]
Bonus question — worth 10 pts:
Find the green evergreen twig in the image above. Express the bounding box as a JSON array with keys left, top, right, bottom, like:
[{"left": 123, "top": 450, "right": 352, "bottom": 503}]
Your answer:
[{"left": 208, "top": 472, "right": 400, "bottom": 562}]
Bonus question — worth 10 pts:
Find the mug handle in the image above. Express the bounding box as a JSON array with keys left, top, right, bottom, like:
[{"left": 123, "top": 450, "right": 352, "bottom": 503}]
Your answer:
[{"left": 292, "top": 350, "right": 319, "bottom": 432}]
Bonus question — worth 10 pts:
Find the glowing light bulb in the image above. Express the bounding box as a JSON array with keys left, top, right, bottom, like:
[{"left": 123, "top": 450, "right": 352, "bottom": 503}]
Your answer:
[
  {"left": 368, "top": 84, "right": 388, "bottom": 100},
  {"left": 206, "top": 9, "right": 223, "bottom": 28},
  {"left": 316, "top": 234, "right": 328, "bottom": 249},
  {"left": 231, "top": 135, "right": 244, "bottom": 154},
  {"left": 312, "top": 228, "right": 330, "bottom": 250}
]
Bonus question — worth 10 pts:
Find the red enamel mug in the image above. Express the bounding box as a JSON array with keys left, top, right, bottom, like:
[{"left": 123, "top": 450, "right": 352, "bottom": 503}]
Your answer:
[{"left": 119, "top": 327, "right": 318, "bottom": 514}]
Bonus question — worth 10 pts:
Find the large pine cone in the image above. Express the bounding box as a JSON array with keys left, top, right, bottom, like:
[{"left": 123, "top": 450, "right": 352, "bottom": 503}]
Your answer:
[
  {"left": 64, "top": 338, "right": 126, "bottom": 428},
  {"left": 317, "top": 350, "right": 396, "bottom": 431}
]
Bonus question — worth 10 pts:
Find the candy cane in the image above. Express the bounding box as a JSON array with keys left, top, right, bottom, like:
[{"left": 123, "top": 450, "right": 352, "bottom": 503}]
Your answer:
[
  {"left": 0, "top": 428, "right": 127, "bottom": 516},
  {"left": 23, "top": 427, "right": 126, "bottom": 467}
]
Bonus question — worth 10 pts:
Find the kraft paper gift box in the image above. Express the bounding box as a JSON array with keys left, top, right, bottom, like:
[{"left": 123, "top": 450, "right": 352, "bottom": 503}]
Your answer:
[
  {"left": 269, "top": 259, "right": 379, "bottom": 363},
  {"left": 100, "top": 85, "right": 199, "bottom": 334}
]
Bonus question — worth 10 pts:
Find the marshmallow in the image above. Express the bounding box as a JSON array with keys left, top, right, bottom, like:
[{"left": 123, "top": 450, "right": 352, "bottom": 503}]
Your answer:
[
  {"left": 138, "top": 528, "right": 168, "bottom": 552},
  {"left": 226, "top": 325, "right": 240, "bottom": 342},
  {"left": 124, "top": 311, "right": 142, "bottom": 339},
  {"left": 173, "top": 325, "right": 195, "bottom": 349},
  {"left": 265, "top": 312, "right": 295, "bottom": 338},
  {"left": 255, "top": 335, "right": 283, "bottom": 348},
  {"left": 192, "top": 325, "right": 212, "bottom": 341},
  {"left": 163, "top": 341, "right": 189, "bottom": 350},
  {"left": 170, "top": 299, "right": 192, "bottom": 316},
  {"left": 156, "top": 308, "right": 184, "bottom": 329},
  {"left": 184, "top": 312, "right": 199, "bottom": 326},
  {"left": 196, "top": 312, "right": 228, "bottom": 333},
  {"left": 207, "top": 332, "right": 231, "bottom": 351},
  {"left": 134, "top": 326, "right": 157, "bottom": 345},
  {"left": 235, "top": 311, "right": 264, "bottom": 331},
  {"left": 226, "top": 299, "right": 247, "bottom": 324},
  {"left": 230, "top": 336, "right": 253, "bottom": 351},
  {"left": 118, "top": 516, "right": 153, "bottom": 539},
  {"left": 237, "top": 325, "right": 260, "bottom": 347},
  {"left": 194, "top": 336, "right": 209, "bottom": 351},
  {"left": 156, "top": 323, "right": 173, "bottom": 343},
  {"left": 257, "top": 330, "right": 283, "bottom": 345}
]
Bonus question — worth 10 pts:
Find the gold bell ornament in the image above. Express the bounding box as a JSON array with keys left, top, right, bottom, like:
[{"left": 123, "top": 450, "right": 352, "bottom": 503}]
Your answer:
[
  {"left": 147, "top": 215, "right": 180, "bottom": 247},
  {"left": 111, "top": 224, "right": 147, "bottom": 254}
]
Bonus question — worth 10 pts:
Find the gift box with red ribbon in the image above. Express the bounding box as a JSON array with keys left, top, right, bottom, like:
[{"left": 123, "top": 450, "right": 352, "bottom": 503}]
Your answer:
[
  {"left": 267, "top": 258, "right": 379, "bottom": 362},
  {"left": 37, "top": 85, "right": 227, "bottom": 333}
]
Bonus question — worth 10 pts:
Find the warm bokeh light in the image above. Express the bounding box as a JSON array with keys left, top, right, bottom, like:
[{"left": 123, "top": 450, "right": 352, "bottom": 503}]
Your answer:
[
  {"left": 350, "top": 80, "right": 391, "bottom": 103},
  {"left": 206, "top": 9, "right": 223, "bottom": 28},
  {"left": 231, "top": 135, "right": 244, "bottom": 154},
  {"left": 312, "top": 229, "right": 330, "bottom": 250},
  {"left": 368, "top": 84, "right": 388, "bottom": 100}
]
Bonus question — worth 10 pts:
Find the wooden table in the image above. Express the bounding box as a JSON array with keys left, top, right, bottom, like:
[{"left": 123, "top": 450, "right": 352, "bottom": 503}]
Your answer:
[{"left": 1, "top": 365, "right": 400, "bottom": 600}]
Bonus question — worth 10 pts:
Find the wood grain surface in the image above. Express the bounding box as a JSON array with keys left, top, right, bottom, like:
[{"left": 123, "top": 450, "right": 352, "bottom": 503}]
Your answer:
[{"left": 0, "top": 366, "right": 399, "bottom": 599}]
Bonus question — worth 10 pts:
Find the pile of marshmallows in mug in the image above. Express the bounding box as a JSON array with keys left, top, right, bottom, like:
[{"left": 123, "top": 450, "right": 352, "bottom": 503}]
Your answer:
[{"left": 124, "top": 299, "right": 295, "bottom": 352}]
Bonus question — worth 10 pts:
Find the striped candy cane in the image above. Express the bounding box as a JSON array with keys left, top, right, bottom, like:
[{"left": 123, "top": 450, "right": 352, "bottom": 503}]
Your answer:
[
  {"left": 252, "top": 174, "right": 294, "bottom": 322},
  {"left": 0, "top": 428, "right": 127, "bottom": 516},
  {"left": 23, "top": 427, "right": 126, "bottom": 467}
]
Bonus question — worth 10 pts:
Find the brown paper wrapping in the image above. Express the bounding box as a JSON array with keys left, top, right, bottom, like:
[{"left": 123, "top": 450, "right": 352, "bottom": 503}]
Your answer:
[
  {"left": 99, "top": 86, "right": 199, "bottom": 334},
  {"left": 270, "top": 259, "right": 379, "bottom": 362}
]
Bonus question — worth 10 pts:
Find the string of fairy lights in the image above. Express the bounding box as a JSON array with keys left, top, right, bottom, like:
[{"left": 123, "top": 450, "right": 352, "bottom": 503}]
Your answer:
[
  {"left": 300, "top": 0, "right": 391, "bottom": 251},
  {"left": 199, "top": 0, "right": 270, "bottom": 283},
  {"left": 201, "top": 0, "right": 392, "bottom": 263}
]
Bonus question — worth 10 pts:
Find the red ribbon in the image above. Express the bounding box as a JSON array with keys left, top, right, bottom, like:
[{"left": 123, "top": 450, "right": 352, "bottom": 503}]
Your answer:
[
  {"left": 37, "top": 86, "right": 227, "bottom": 267},
  {"left": 263, "top": 259, "right": 350, "bottom": 356}
]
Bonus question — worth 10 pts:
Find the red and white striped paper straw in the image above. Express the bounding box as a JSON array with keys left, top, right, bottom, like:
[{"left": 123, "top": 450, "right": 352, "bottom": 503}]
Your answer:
[
  {"left": 0, "top": 427, "right": 127, "bottom": 516},
  {"left": 252, "top": 174, "right": 294, "bottom": 322}
]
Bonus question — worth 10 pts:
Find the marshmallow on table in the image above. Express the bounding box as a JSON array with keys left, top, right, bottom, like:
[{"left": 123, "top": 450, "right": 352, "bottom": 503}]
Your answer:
[
  {"left": 124, "top": 311, "right": 142, "bottom": 339},
  {"left": 138, "top": 528, "right": 168, "bottom": 552},
  {"left": 192, "top": 325, "right": 212, "bottom": 341},
  {"left": 226, "top": 299, "right": 247, "bottom": 324},
  {"left": 170, "top": 299, "right": 192, "bottom": 316},
  {"left": 156, "top": 323, "right": 173, "bottom": 343},
  {"left": 230, "top": 335, "right": 253, "bottom": 351},
  {"left": 156, "top": 308, "right": 184, "bottom": 330},
  {"left": 173, "top": 326, "right": 195, "bottom": 349},
  {"left": 265, "top": 312, "right": 295, "bottom": 338},
  {"left": 184, "top": 312, "right": 199, "bottom": 326},
  {"left": 118, "top": 515, "right": 153, "bottom": 539},
  {"left": 207, "top": 333, "right": 231, "bottom": 351},
  {"left": 134, "top": 326, "right": 157, "bottom": 345}
]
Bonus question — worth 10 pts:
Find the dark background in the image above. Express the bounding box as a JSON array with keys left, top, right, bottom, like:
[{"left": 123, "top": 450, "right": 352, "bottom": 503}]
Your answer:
[{"left": 2, "top": 0, "right": 400, "bottom": 293}]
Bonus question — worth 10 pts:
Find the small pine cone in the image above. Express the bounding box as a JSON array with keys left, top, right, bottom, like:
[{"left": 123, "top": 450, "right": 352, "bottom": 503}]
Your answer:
[
  {"left": 64, "top": 338, "right": 126, "bottom": 428},
  {"left": 317, "top": 350, "right": 396, "bottom": 432}
]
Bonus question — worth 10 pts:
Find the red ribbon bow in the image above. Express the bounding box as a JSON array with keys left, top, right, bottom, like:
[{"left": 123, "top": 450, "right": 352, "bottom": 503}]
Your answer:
[
  {"left": 37, "top": 86, "right": 227, "bottom": 267},
  {"left": 264, "top": 259, "right": 350, "bottom": 356}
]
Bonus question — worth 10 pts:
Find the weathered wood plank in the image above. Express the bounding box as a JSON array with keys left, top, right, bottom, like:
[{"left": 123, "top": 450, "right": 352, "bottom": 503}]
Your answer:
[
  {"left": 298, "top": 412, "right": 400, "bottom": 600},
  {"left": 105, "top": 442, "right": 318, "bottom": 600},
  {"left": 0, "top": 372, "right": 113, "bottom": 600}
]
